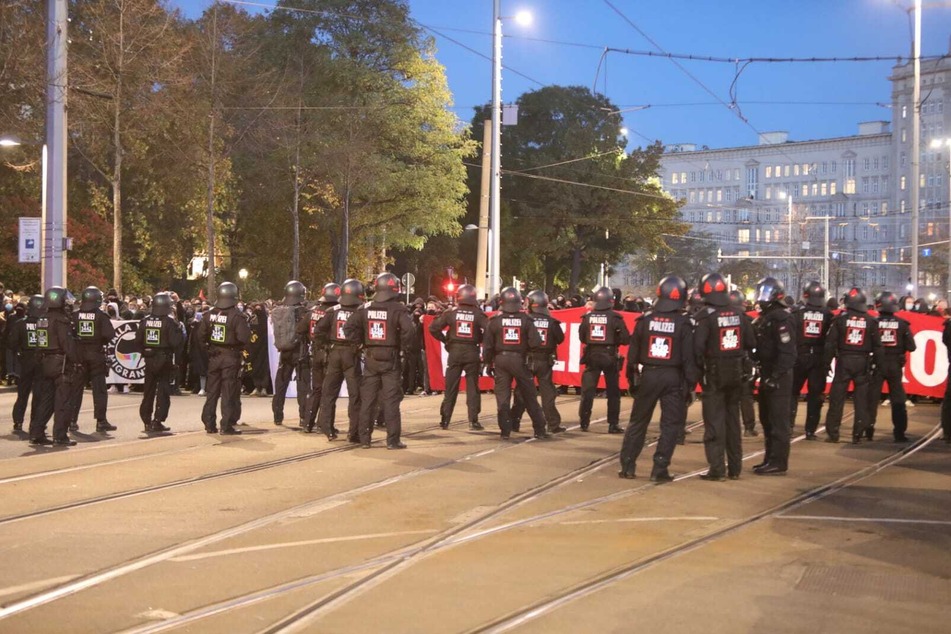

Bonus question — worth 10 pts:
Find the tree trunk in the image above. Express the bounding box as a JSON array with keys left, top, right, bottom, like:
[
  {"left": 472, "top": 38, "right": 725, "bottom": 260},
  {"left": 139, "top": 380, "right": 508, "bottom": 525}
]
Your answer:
[
  {"left": 336, "top": 183, "right": 351, "bottom": 283},
  {"left": 112, "top": 12, "right": 125, "bottom": 294},
  {"left": 205, "top": 6, "right": 218, "bottom": 298},
  {"left": 568, "top": 246, "right": 582, "bottom": 295}
]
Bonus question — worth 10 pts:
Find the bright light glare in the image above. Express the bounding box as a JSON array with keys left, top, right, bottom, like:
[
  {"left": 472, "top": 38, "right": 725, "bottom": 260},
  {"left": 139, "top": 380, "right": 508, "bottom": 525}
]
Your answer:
[
  {"left": 0, "top": 138, "right": 22, "bottom": 147},
  {"left": 931, "top": 138, "right": 945, "bottom": 149},
  {"left": 620, "top": 127, "right": 629, "bottom": 136},
  {"left": 514, "top": 10, "right": 532, "bottom": 26},
  {"left": 238, "top": 268, "right": 249, "bottom": 280}
]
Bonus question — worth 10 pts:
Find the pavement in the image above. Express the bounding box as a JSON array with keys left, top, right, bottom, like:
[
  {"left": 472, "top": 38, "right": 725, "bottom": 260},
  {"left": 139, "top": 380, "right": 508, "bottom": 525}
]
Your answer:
[{"left": 0, "top": 388, "right": 947, "bottom": 633}]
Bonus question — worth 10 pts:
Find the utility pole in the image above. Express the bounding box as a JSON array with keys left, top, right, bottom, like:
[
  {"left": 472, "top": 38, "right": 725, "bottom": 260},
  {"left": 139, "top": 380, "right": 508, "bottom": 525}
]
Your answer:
[
  {"left": 44, "top": 0, "right": 68, "bottom": 290},
  {"left": 910, "top": 0, "right": 922, "bottom": 296},
  {"left": 475, "top": 120, "right": 491, "bottom": 299}
]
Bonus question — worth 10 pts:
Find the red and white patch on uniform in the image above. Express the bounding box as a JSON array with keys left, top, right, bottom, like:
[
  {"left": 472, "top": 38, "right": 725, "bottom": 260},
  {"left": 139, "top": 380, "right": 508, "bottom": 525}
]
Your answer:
[
  {"left": 336, "top": 318, "right": 348, "bottom": 340},
  {"left": 803, "top": 319, "right": 822, "bottom": 339},
  {"left": 589, "top": 323, "right": 606, "bottom": 342},
  {"left": 455, "top": 321, "right": 473, "bottom": 338},
  {"left": 537, "top": 327, "right": 548, "bottom": 345},
  {"left": 648, "top": 335, "right": 672, "bottom": 360},
  {"left": 880, "top": 327, "right": 897, "bottom": 346},
  {"left": 845, "top": 327, "right": 866, "bottom": 346},
  {"left": 719, "top": 327, "right": 740, "bottom": 351},
  {"left": 368, "top": 320, "right": 387, "bottom": 341},
  {"left": 503, "top": 326, "right": 521, "bottom": 344}
]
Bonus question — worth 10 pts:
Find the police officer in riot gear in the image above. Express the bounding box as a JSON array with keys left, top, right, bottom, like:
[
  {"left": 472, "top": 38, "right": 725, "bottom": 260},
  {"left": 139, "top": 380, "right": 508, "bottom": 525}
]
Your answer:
[
  {"left": 199, "top": 282, "right": 252, "bottom": 435},
  {"left": 301, "top": 283, "right": 339, "bottom": 432},
  {"left": 30, "top": 287, "right": 77, "bottom": 446},
  {"left": 483, "top": 287, "right": 549, "bottom": 439},
  {"left": 578, "top": 286, "right": 630, "bottom": 433},
  {"left": 868, "top": 291, "right": 916, "bottom": 441},
  {"left": 9, "top": 295, "right": 45, "bottom": 433},
  {"left": 751, "top": 277, "right": 797, "bottom": 475},
  {"left": 511, "top": 290, "right": 566, "bottom": 434},
  {"left": 790, "top": 281, "right": 834, "bottom": 440},
  {"left": 620, "top": 276, "right": 699, "bottom": 482},
  {"left": 694, "top": 273, "right": 756, "bottom": 480},
  {"left": 730, "top": 290, "right": 758, "bottom": 437},
  {"left": 345, "top": 273, "right": 417, "bottom": 449},
  {"left": 429, "top": 284, "right": 488, "bottom": 431},
  {"left": 823, "top": 287, "right": 881, "bottom": 443},
  {"left": 314, "top": 280, "right": 363, "bottom": 440},
  {"left": 135, "top": 293, "right": 183, "bottom": 433},
  {"left": 272, "top": 280, "right": 311, "bottom": 426},
  {"left": 68, "top": 286, "right": 116, "bottom": 432}
]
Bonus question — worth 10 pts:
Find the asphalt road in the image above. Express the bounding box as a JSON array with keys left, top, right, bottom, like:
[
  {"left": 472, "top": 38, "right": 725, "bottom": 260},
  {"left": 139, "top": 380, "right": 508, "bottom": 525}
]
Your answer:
[{"left": 0, "top": 387, "right": 947, "bottom": 633}]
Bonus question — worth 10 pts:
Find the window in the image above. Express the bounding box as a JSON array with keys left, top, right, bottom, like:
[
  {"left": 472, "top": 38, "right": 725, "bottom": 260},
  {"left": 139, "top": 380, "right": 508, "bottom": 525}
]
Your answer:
[
  {"left": 835, "top": 203, "right": 845, "bottom": 217},
  {"left": 920, "top": 174, "right": 926, "bottom": 188},
  {"left": 802, "top": 183, "right": 809, "bottom": 197},
  {"left": 821, "top": 161, "right": 828, "bottom": 174},
  {"left": 872, "top": 177, "right": 879, "bottom": 194},
  {"left": 699, "top": 171, "right": 705, "bottom": 183},
  {"left": 775, "top": 165, "right": 781, "bottom": 177},
  {"left": 734, "top": 168, "right": 740, "bottom": 180},
  {"left": 672, "top": 173, "right": 679, "bottom": 185},
  {"left": 803, "top": 163, "right": 811, "bottom": 176},
  {"left": 747, "top": 167, "right": 759, "bottom": 199},
  {"left": 698, "top": 190, "right": 705, "bottom": 202},
  {"left": 830, "top": 181, "right": 837, "bottom": 195},
  {"left": 765, "top": 186, "right": 772, "bottom": 200},
  {"left": 764, "top": 230, "right": 772, "bottom": 243},
  {"left": 883, "top": 156, "right": 889, "bottom": 169},
  {"left": 766, "top": 166, "right": 772, "bottom": 178},
  {"left": 794, "top": 164, "right": 800, "bottom": 176},
  {"left": 716, "top": 169, "right": 723, "bottom": 181},
  {"left": 738, "top": 208, "right": 750, "bottom": 223},
  {"left": 864, "top": 158, "right": 870, "bottom": 171},
  {"left": 784, "top": 165, "right": 790, "bottom": 177},
  {"left": 831, "top": 161, "right": 837, "bottom": 174},
  {"left": 873, "top": 157, "right": 879, "bottom": 170},
  {"left": 901, "top": 175, "right": 907, "bottom": 190},
  {"left": 900, "top": 224, "right": 908, "bottom": 238},
  {"left": 900, "top": 152, "right": 906, "bottom": 168},
  {"left": 821, "top": 182, "right": 828, "bottom": 196},
  {"left": 717, "top": 189, "right": 723, "bottom": 202},
  {"left": 845, "top": 159, "right": 855, "bottom": 178},
  {"left": 690, "top": 171, "right": 696, "bottom": 183},
  {"left": 738, "top": 228, "right": 750, "bottom": 244},
  {"left": 862, "top": 177, "right": 869, "bottom": 193},
  {"left": 845, "top": 179, "right": 856, "bottom": 194},
  {"left": 689, "top": 190, "right": 696, "bottom": 203},
  {"left": 900, "top": 199, "right": 906, "bottom": 213},
  {"left": 902, "top": 104, "right": 908, "bottom": 119},
  {"left": 902, "top": 128, "right": 907, "bottom": 143}
]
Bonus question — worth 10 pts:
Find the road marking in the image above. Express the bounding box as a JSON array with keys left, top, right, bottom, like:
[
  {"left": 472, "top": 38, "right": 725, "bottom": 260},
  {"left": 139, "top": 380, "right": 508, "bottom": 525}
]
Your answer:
[
  {"left": 777, "top": 515, "right": 951, "bottom": 526},
  {"left": 0, "top": 575, "right": 79, "bottom": 600},
  {"left": 169, "top": 529, "right": 440, "bottom": 563},
  {"left": 560, "top": 516, "right": 719, "bottom": 526}
]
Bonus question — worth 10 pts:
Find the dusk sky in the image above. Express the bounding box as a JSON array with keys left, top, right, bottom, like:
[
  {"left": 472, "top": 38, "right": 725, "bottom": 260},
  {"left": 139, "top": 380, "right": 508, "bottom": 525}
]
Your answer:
[{"left": 170, "top": 1, "right": 951, "bottom": 150}]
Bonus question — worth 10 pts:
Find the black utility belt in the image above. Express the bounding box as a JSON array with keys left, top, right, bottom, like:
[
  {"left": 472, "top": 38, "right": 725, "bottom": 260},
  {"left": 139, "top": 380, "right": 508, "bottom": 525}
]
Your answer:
[
  {"left": 330, "top": 342, "right": 357, "bottom": 348},
  {"left": 37, "top": 351, "right": 64, "bottom": 357},
  {"left": 496, "top": 350, "right": 524, "bottom": 356},
  {"left": 642, "top": 364, "right": 681, "bottom": 371},
  {"left": 797, "top": 346, "right": 822, "bottom": 354},
  {"left": 839, "top": 351, "right": 871, "bottom": 357}
]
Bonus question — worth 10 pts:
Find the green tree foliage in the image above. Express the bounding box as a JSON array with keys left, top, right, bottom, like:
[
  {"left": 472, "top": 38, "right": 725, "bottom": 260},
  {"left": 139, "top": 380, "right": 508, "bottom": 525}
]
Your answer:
[{"left": 469, "top": 86, "right": 683, "bottom": 294}]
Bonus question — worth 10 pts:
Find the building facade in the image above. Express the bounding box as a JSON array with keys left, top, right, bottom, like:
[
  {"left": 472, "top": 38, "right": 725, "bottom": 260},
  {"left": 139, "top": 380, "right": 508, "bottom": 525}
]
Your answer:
[{"left": 643, "top": 56, "right": 951, "bottom": 301}]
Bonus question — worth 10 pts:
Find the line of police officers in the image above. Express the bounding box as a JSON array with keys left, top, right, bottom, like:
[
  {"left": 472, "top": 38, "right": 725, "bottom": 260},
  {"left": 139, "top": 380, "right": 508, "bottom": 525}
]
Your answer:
[{"left": 8, "top": 274, "right": 926, "bottom": 466}]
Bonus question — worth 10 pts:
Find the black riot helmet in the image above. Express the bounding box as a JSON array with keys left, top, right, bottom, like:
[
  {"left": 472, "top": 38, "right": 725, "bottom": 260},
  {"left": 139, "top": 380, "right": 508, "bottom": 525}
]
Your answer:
[
  {"left": 875, "top": 291, "right": 899, "bottom": 314},
  {"left": 284, "top": 280, "right": 307, "bottom": 306},
  {"left": 373, "top": 272, "right": 401, "bottom": 302},
  {"left": 844, "top": 287, "right": 868, "bottom": 313},
  {"left": 802, "top": 280, "right": 826, "bottom": 308},
  {"left": 455, "top": 284, "right": 478, "bottom": 307},
  {"left": 754, "top": 277, "right": 786, "bottom": 305},
  {"left": 44, "top": 286, "right": 68, "bottom": 311},
  {"left": 655, "top": 275, "right": 687, "bottom": 312},
  {"left": 699, "top": 273, "right": 729, "bottom": 307},
  {"left": 152, "top": 292, "right": 173, "bottom": 317},
  {"left": 320, "top": 282, "right": 341, "bottom": 306},
  {"left": 527, "top": 290, "right": 550, "bottom": 315},
  {"left": 80, "top": 286, "right": 104, "bottom": 311},
  {"left": 592, "top": 286, "right": 614, "bottom": 310},
  {"left": 499, "top": 286, "right": 522, "bottom": 313},
  {"left": 340, "top": 279, "right": 365, "bottom": 308},
  {"left": 728, "top": 290, "right": 744, "bottom": 308},
  {"left": 28, "top": 294, "right": 45, "bottom": 318},
  {"left": 215, "top": 281, "right": 239, "bottom": 309}
]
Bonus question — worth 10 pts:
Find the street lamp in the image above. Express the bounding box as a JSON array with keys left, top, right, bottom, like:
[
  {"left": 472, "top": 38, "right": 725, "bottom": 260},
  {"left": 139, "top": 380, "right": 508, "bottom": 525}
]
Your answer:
[
  {"left": 930, "top": 136, "right": 951, "bottom": 300},
  {"left": 238, "top": 268, "right": 249, "bottom": 281},
  {"left": 778, "top": 191, "right": 794, "bottom": 290},
  {"left": 488, "top": 2, "right": 532, "bottom": 300}
]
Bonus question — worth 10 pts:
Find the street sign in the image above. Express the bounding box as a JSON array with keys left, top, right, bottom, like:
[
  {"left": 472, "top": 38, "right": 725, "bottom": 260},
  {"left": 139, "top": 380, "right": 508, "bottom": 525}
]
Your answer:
[
  {"left": 18, "top": 217, "right": 41, "bottom": 263},
  {"left": 922, "top": 248, "right": 932, "bottom": 257},
  {"left": 401, "top": 272, "right": 416, "bottom": 288}
]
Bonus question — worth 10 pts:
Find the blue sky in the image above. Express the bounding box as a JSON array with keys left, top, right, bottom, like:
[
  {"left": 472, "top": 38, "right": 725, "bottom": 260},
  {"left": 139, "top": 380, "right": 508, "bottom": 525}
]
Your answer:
[{"left": 170, "top": 1, "right": 951, "bottom": 149}]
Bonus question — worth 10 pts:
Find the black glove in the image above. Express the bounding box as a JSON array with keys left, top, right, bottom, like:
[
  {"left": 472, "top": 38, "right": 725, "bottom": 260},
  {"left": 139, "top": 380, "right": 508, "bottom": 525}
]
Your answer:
[
  {"left": 627, "top": 369, "right": 641, "bottom": 396},
  {"left": 762, "top": 375, "right": 780, "bottom": 390}
]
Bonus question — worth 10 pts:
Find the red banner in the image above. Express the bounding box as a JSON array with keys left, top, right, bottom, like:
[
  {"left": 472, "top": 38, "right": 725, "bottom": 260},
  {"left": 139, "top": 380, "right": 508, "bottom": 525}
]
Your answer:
[{"left": 422, "top": 309, "right": 949, "bottom": 398}]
